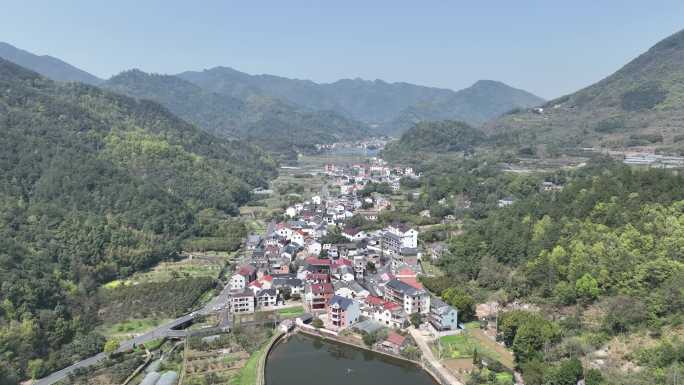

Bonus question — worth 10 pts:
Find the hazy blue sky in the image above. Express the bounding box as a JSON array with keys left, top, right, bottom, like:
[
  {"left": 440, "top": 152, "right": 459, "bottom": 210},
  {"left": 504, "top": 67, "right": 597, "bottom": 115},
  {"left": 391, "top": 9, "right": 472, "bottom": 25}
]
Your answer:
[{"left": 2, "top": 1, "right": 683, "bottom": 98}]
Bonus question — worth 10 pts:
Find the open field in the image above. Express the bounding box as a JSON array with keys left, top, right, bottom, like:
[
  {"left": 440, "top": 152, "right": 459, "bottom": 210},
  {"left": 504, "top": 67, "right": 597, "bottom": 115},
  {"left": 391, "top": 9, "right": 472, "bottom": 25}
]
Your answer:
[
  {"left": 103, "top": 252, "right": 235, "bottom": 287},
  {"left": 96, "top": 317, "right": 172, "bottom": 340},
  {"left": 276, "top": 306, "right": 305, "bottom": 318},
  {"left": 438, "top": 329, "right": 514, "bottom": 369}
]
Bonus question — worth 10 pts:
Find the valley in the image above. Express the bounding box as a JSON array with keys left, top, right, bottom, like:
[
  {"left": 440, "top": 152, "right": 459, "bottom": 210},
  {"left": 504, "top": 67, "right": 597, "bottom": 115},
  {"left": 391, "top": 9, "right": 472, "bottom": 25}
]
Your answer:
[{"left": 1, "top": 11, "right": 684, "bottom": 385}]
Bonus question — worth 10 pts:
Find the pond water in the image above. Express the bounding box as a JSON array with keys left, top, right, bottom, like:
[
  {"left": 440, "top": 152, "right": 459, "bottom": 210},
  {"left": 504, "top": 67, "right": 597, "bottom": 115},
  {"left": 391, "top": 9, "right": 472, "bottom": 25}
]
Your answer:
[{"left": 265, "top": 333, "right": 439, "bottom": 385}]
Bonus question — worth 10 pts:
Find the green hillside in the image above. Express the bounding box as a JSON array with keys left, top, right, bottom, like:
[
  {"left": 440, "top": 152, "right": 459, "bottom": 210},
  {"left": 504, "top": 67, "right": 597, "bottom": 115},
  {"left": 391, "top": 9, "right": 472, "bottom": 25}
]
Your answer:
[
  {"left": 0, "top": 41, "right": 103, "bottom": 85},
  {"left": 382, "top": 120, "right": 486, "bottom": 163},
  {"left": 488, "top": 29, "right": 684, "bottom": 153},
  {"left": 0, "top": 58, "right": 275, "bottom": 380},
  {"left": 105, "top": 70, "right": 370, "bottom": 157}
]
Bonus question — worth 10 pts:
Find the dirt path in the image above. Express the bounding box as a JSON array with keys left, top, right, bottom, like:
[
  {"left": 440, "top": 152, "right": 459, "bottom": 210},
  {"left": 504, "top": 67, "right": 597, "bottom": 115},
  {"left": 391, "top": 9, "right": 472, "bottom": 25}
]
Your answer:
[{"left": 409, "top": 327, "right": 463, "bottom": 385}]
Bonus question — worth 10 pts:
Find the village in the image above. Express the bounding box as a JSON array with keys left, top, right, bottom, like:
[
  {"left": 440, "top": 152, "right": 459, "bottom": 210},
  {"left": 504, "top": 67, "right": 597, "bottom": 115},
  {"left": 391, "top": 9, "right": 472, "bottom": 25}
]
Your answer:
[{"left": 225, "top": 156, "right": 463, "bottom": 380}]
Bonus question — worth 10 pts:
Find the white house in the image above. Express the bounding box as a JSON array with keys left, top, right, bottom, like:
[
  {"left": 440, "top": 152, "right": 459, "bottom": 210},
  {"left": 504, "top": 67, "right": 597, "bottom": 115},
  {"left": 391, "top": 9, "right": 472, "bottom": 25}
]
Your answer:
[
  {"left": 229, "top": 274, "right": 247, "bottom": 291},
  {"left": 291, "top": 230, "right": 306, "bottom": 246},
  {"left": 285, "top": 206, "right": 297, "bottom": 218},
  {"left": 306, "top": 240, "right": 322, "bottom": 256},
  {"left": 388, "top": 223, "right": 418, "bottom": 248}
]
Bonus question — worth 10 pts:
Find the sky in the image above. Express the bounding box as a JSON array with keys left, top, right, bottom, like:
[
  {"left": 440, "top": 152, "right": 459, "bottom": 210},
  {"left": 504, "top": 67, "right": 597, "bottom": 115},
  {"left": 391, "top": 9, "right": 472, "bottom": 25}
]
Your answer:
[{"left": 2, "top": 1, "right": 684, "bottom": 99}]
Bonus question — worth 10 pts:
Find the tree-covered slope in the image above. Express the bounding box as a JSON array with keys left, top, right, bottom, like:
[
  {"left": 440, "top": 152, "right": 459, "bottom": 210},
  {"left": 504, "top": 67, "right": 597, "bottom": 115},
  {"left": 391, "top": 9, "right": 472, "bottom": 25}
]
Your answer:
[
  {"left": 382, "top": 120, "right": 486, "bottom": 163},
  {"left": 177, "top": 67, "right": 544, "bottom": 133},
  {"left": 414, "top": 156, "right": 684, "bottom": 384},
  {"left": 488, "top": 28, "right": 684, "bottom": 152},
  {"left": 0, "top": 41, "right": 103, "bottom": 85},
  {"left": 104, "top": 70, "right": 370, "bottom": 157},
  {"left": 0, "top": 58, "right": 276, "bottom": 381},
  {"left": 390, "top": 80, "right": 545, "bottom": 133}
]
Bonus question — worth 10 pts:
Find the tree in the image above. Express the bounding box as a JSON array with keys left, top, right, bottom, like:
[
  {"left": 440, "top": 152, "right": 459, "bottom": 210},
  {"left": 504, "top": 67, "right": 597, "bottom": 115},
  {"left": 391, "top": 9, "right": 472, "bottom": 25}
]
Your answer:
[
  {"left": 362, "top": 331, "right": 377, "bottom": 347},
  {"left": 27, "top": 359, "right": 46, "bottom": 380},
  {"left": 585, "top": 368, "right": 604, "bottom": 385},
  {"left": 311, "top": 318, "right": 324, "bottom": 329},
  {"left": 103, "top": 339, "right": 120, "bottom": 356},
  {"left": 521, "top": 360, "right": 546, "bottom": 385},
  {"left": 472, "top": 348, "right": 481, "bottom": 368},
  {"left": 544, "top": 357, "right": 583, "bottom": 385},
  {"left": 575, "top": 274, "right": 599, "bottom": 302},
  {"left": 410, "top": 313, "right": 423, "bottom": 327},
  {"left": 512, "top": 316, "right": 559, "bottom": 366},
  {"left": 442, "top": 287, "right": 476, "bottom": 321},
  {"left": 401, "top": 345, "right": 421, "bottom": 360}
]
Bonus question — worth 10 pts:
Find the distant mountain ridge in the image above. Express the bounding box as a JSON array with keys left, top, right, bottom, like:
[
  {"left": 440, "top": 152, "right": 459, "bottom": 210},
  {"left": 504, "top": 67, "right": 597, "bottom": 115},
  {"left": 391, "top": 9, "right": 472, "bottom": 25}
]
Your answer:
[
  {"left": 104, "top": 69, "right": 370, "bottom": 157},
  {"left": 488, "top": 28, "right": 684, "bottom": 152},
  {"left": 0, "top": 41, "right": 103, "bottom": 85},
  {"left": 177, "top": 67, "right": 545, "bottom": 134}
]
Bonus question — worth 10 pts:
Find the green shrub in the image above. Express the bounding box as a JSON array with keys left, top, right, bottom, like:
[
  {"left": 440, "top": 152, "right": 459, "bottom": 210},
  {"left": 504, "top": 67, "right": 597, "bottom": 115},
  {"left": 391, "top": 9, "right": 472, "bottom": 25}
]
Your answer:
[{"left": 621, "top": 82, "right": 667, "bottom": 111}]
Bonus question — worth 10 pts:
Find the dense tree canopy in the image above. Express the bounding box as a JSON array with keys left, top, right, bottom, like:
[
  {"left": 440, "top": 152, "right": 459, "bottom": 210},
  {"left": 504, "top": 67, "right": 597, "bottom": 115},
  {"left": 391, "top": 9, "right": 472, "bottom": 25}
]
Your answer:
[{"left": 0, "top": 58, "right": 277, "bottom": 380}]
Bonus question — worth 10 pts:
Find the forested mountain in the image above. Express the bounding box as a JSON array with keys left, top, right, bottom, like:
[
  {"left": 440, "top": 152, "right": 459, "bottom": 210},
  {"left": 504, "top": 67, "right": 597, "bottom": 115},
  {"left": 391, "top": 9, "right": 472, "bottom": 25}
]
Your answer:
[
  {"left": 105, "top": 70, "right": 370, "bottom": 157},
  {"left": 382, "top": 120, "right": 486, "bottom": 163},
  {"left": 412, "top": 156, "right": 684, "bottom": 384},
  {"left": 0, "top": 41, "right": 103, "bottom": 85},
  {"left": 489, "top": 28, "right": 684, "bottom": 153},
  {"left": 0, "top": 58, "right": 276, "bottom": 380},
  {"left": 177, "top": 67, "right": 544, "bottom": 134},
  {"left": 389, "top": 80, "right": 545, "bottom": 132}
]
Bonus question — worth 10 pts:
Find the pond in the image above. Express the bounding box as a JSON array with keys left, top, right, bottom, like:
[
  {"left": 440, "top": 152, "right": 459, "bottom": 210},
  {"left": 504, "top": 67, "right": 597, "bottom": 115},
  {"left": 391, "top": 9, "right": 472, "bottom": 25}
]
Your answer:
[{"left": 265, "top": 333, "right": 439, "bottom": 385}]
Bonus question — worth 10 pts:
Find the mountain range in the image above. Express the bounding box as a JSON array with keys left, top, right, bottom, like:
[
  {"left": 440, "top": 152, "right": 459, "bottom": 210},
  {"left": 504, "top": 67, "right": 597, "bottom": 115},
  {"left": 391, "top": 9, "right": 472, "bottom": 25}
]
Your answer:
[
  {"left": 178, "top": 67, "right": 545, "bottom": 133},
  {"left": 488, "top": 28, "right": 684, "bottom": 153},
  {"left": 103, "top": 69, "right": 370, "bottom": 157},
  {"left": 0, "top": 41, "right": 545, "bottom": 145},
  {"left": 0, "top": 41, "right": 103, "bottom": 85}
]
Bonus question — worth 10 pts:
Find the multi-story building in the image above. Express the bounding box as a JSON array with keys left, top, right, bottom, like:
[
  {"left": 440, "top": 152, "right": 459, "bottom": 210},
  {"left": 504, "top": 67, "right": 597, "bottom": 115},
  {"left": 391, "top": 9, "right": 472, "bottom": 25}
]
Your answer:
[
  {"left": 229, "top": 265, "right": 257, "bottom": 291},
  {"left": 230, "top": 290, "right": 255, "bottom": 314},
  {"left": 429, "top": 297, "right": 459, "bottom": 331},
  {"left": 327, "top": 295, "right": 360, "bottom": 330},
  {"left": 304, "top": 283, "right": 334, "bottom": 313},
  {"left": 256, "top": 288, "right": 278, "bottom": 308},
  {"left": 382, "top": 223, "right": 418, "bottom": 255},
  {"left": 384, "top": 279, "right": 430, "bottom": 315}
]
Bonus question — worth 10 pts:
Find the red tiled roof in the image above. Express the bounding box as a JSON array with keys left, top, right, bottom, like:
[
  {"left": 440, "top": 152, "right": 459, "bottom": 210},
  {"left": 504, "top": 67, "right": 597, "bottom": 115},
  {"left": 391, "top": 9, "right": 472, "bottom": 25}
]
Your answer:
[
  {"left": 311, "top": 273, "right": 330, "bottom": 281},
  {"left": 248, "top": 280, "right": 262, "bottom": 288},
  {"left": 385, "top": 331, "right": 406, "bottom": 346},
  {"left": 261, "top": 275, "right": 273, "bottom": 282},
  {"left": 309, "top": 283, "right": 334, "bottom": 295},
  {"left": 396, "top": 267, "right": 417, "bottom": 277},
  {"left": 365, "top": 296, "right": 384, "bottom": 306},
  {"left": 398, "top": 277, "right": 423, "bottom": 290},
  {"left": 333, "top": 258, "right": 353, "bottom": 268},
  {"left": 383, "top": 301, "right": 400, "bottom": 311},
  {"left": 306, "top": 257, "right": 332, "bottom": 266},
  {"left": 237, "top": 265, "right": 256, "bottom": 276}
]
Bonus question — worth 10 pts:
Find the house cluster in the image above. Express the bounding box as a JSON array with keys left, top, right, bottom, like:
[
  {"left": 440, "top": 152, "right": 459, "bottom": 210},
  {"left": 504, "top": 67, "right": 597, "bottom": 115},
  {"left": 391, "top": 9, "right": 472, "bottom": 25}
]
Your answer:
[
  {"left": 224, "top": 158, "right": 459, "bottom": 337},
  {"left": 324, "top": 157, "right": 419, "bottom": 193}
]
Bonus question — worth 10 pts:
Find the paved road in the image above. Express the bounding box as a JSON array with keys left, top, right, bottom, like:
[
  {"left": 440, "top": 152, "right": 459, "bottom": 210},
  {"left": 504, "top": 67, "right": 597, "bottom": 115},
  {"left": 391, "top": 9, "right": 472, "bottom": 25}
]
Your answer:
[
  {"left": 35, "top": 293, "right": 230, "bottom": 385},
  {"left": 409, "top": 327, "right": 463, "bottom": 385}
]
